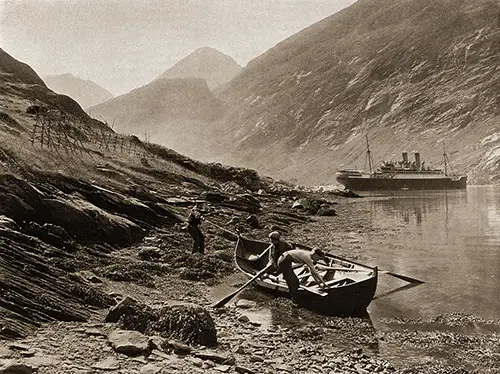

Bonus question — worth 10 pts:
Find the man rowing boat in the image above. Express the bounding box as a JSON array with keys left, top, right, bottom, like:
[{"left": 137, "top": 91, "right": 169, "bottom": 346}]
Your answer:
[{"left": 266, "top": 231, "right": 327, "bottom": 301}]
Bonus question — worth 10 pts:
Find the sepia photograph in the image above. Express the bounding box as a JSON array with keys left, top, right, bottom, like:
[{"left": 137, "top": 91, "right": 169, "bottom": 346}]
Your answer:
[{"left": 1, "top": 0, "right": 500, "bottom": 373}]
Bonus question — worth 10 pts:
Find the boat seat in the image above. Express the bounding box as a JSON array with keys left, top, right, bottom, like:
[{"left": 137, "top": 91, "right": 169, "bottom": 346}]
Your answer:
[{"left": 324, "top": 278, "right": 355, "bottom": 287}]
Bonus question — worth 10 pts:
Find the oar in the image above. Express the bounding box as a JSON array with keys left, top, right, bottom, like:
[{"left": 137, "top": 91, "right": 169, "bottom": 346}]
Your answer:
[
  {"left": 317, "top": 265, "right": 423, "bottom": 284},
  {"left": 295, "top": 243, "right": 424, "bottom": 284},
  {"left": 373, "top": 282, "right": 421, "bottom": 300},
  {"left": 203, "top": 219, "right": 240, "bottom": 241},
  {"left": 213, "top": 264, "right": 273, "bottom": 308},
  {"left": 380, "top": 271, "right": 424, "bottom": 284}
]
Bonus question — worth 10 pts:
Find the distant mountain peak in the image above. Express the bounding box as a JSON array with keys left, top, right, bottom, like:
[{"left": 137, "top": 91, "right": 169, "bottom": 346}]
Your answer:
[
  {"left": 44, "top": 74, "right": 114, "bottom": 108},
  {"left": 156, "top": 47, "right": 242, "bottom": 90}
]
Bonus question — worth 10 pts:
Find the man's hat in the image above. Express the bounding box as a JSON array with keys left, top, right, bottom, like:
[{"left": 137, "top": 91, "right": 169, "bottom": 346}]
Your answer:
[{"left": 269, "top": 231, "right": 280, "bottom": 240}]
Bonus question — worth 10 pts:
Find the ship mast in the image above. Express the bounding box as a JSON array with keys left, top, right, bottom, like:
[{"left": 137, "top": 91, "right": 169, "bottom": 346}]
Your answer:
[
  {"left": 443, "top": 142, "right": 447, "bottom": 176},
  {"left": 365, "top": 135, "right": 373, "bottom": 173}
]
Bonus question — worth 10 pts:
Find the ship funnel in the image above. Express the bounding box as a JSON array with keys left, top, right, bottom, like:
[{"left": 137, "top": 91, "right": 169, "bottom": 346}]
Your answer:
[
  {"left": 415, "top": 152, "right": 421, "bottom": 168},
  {"left": 402, "top": 152, "right": 408, "bottom": 163}
]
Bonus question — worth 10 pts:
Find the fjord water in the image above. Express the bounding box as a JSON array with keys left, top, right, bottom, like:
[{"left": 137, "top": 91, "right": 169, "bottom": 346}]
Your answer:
[{"left": 363, "top": 186, "right": 500, "bottom": 321}]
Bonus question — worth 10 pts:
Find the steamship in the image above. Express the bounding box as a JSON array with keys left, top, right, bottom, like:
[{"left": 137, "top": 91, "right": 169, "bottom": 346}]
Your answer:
[{"left": 336, "top": 138, "right": 467, "bottom": 191}]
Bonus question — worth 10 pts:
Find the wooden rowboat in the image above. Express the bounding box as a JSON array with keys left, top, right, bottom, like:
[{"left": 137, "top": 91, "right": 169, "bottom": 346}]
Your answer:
[{"left": 234, "top": 236, "right": 378, "bottom": 315}]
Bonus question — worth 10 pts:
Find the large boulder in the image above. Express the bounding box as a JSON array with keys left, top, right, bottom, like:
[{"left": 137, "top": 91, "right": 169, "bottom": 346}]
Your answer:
[
  {"left": 151, "top": 304, "right": 217, "bottom": 347},
  {"left": 0, "top": 192, "right": 35, "bottom": 223},
  {"left": 106, "top": 297, "right": 158, "bottom": 334},
  {"left": 42, "top": 196, "right": 143, "bottom": 246}
]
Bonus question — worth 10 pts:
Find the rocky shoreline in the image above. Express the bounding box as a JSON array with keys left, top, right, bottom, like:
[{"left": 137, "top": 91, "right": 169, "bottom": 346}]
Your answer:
[{"left": 2, "top": 166, "right": 500, "bottom": 373}]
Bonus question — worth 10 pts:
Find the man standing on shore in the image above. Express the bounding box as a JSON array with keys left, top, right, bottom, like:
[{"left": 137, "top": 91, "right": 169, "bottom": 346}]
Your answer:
[{"left": 187, "top": 202, "right": 205, "bottom": 254}]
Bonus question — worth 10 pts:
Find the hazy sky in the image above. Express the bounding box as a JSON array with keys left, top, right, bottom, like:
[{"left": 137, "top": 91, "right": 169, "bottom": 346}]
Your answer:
[{"left": 0, "top": 0, "right": 355, "bottom": 95}]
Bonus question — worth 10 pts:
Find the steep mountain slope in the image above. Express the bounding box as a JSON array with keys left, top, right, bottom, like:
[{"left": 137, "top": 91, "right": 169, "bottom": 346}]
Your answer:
[
  {"left": 0, "top": 47, "right": 270, "bottom": 340},
  {"left": 0, "top": 48, "right": 99, "bottom": 123},
  {"left": 214, "top": 0, "right": 500, "bottom": 185},
  {"left": 156, "top": 47, "right": 243, "bottom": 90},
  {"left": 88, "top": 78, "right": 225, "bottom": 161},
  {"left": 44, "top": 73, "right": 114, "bottom": 108}
]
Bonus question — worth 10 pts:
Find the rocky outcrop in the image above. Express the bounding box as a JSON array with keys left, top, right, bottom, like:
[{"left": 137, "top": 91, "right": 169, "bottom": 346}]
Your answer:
[
  {"left": 0, "top": 173, "right": 183, "bottom": 246},
  {"left": 105, "top": 298, "right": 217, "bottom": 347},
  {"left": 152, "top": 305, "right": 217, "bottom": 347},
  {"left": 0, "top": 227, "right": 114, "bottom": 339}
]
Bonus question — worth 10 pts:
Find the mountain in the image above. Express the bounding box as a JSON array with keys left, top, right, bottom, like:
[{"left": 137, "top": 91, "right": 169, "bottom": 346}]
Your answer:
[
  {"left": 156, "top": 47, "right": 243, "bottom": 90},
  {"left": 44, "top": 73, "right": 114, "bottom": 108},
  {"left": 0, "top": 48, "right": 102, "bottom": 125},
  {"left": 88, "top": 78, "right": 225, "bottom": 160},
  {"left": 0, "top": 47, "right": 273, "bottom": 341},
  {"left": 211, "top": 0, "right": 500, "bottom": 185}
]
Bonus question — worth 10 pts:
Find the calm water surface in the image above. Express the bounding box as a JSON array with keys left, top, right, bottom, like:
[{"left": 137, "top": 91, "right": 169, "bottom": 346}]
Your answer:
[
  {"left": 211, "top": 186, "right": 500, "bottom": 367},
  {"left": 362, "top": 186, "right": 500, "bottom": 321}
]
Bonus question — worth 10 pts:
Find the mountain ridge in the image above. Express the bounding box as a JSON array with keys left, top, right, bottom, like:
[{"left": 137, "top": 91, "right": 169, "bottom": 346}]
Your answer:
[
  {"left": 156, "top": 47, "right": 242, "bottom": 90},
  {"left": 89, "top": 77, "right": 225, "bottom": 160},
  {"left": 211, "top": 0, "right": 500, "bottom": 185},
  {"left": 44, "top": 73, "right": 114, "bottom": 108}
]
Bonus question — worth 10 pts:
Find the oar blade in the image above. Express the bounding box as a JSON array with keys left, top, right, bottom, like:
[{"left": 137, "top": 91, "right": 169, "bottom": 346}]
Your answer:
[
  {"left": 212, "top": 291, "right": 238, "bottom": 308},
  {"left": 382, "top": 271, "right": 424, "bottom": 284},
  {"left": 212, "top": 264, "right": 272, "bottom": 308}
]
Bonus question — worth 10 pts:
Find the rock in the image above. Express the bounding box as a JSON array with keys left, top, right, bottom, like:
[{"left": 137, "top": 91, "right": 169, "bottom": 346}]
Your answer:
[
  {"left": 166, "top": 340, "right": 192, "bottom": 355},
  {"left": 0, "top": 347, "right": 12, "bottom": 359},
  {"left": 215, "top": 364, "right": 232, "bottom": 372},
  {"left": 214, "top": 250, "right": 233, "bottom": 262},
  {"left": 138, "top": 246, "right": 162, "bottom": 261},
  {"left": 292, "top": 198, "right": 314, "bottom": 211},
  {"left": 0, "top": 360, "right": 33, "bottom": 374},
  {"left": 249, "top": 355, "right": 264, "bottom": 362},
  {"left": 92, "top": 356, "right": 120, "bottom": 371},
  {"left": 201, "top": 192, "right": 228, "bottom": 203},
  {"left": 108, "top": 329, "right": 150, "bottom": 356},
  {"left": 273, "top": 364, "right": 293, "bottom": 372},
  {"left": 84, "top": 328, "right": 104, "bottom": 337},
  {"left": 105, "top": 296, "right": 139, "bottom": 322},
  {"left": 148, "top": 336, "right": 166, "bottom": 351},
  {"left": 235, "top": 299, "right": 257, "bottom": 309},
  {"left": 22, "top": 353, "right": 60, "bottom": 369},
  {"left": 139, "top": 363, "right": 162, "bottom": 374},
  {"left": 105, "top": 297, "right": 158, "bottom": 334},
  {"left": 151, "top": 304, "right": 217, "bottom": 347},
  {"left": 231, "top": 345, "right": 246, "bottom": 354},
  {"left": 7, "top": 344, "right": 31, "bottom": 351},
  {"left": 194, "top": 350, "right": 235, "bottom": 365},
  {"left": 1, "top": 192, "right": 37, "bottom": 224},
  {"left": 235, "top": 365, "right": 256, "bottom": 374},
  {"left": 237, "top": 315, "right": 250, "bottom": 323},
  {"left": 316, "top": 207, "right": 336, "bottom": 216},
  {"left": 0, "top": 215, "right": 18, "bottom": 230},
  {"left": 185, "top": 357, "right": 204, "bottom": 367},
  {"left": 149, "top": 349, "right": 171, "bottom": 360}
]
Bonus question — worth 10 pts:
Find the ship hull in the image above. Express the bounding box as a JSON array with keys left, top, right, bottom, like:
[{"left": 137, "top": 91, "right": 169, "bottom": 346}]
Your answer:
[{"left": 336, "top": 175, "right": 467, "bottom": 191}]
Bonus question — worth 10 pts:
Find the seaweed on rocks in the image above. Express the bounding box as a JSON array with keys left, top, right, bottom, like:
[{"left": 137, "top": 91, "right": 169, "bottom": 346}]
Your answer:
[{"left": 151, "top": 304, "right": 217, "bottom": 347}]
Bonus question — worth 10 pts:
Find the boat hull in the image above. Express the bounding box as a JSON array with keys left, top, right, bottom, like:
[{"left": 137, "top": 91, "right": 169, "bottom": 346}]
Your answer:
[
  {"left": 234, "top": 237, "right": 378, "bottom": 316},
  {"left": 336, "top": 174, "right": 467, "bottom": 191}
]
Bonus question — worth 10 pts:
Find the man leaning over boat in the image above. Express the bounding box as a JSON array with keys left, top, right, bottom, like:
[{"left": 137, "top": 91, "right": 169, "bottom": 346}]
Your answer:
[{"left": 266, "top": 231, "right": 327, "bottom": 301}]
